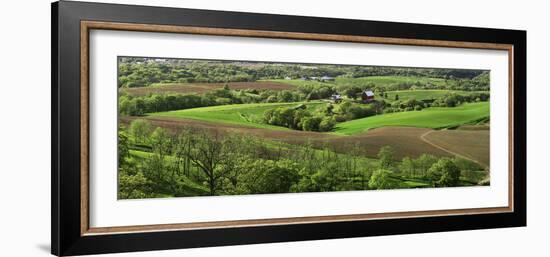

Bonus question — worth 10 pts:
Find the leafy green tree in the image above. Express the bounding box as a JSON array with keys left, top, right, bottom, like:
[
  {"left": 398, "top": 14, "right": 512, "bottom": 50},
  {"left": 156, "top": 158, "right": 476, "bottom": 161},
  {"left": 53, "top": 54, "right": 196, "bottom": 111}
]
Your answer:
[
  {"left": 368, "top": 169, "right": 398, "bottom": 189},
  {"left": 395, "top": 94, "right": 399, "bottom": 101},
  {"left": 377, "top": 146, "right": 395, "bottom": 169},
  {"left": 336, "top": 101, "right": 352, "bottom": 113},
  {"left": 118, "top": 125, "right": 130, "bottom": 166},
  {"left": 129, "top": 119, "right": 153, "bottom": 145},
  {"left": 278, "top": 90, "right": 295, "bottom": 102},
  {"left": 427, "top": 158, "right": 461, "bottom": 187},
  {"left": 237, "top": 159, "right": 300, "bottom": 194},
  {"left": 150, "top": 127, "right": 171, "bottom": 156},
  {"left": 399, "top": 157, "right": 415, "bottom": 178},
  {"left": 344, "top": 86, "right": 363, "bottom": 100},
  {"left": 310, "top": 162, "right": 344, "bottom": 191},
  {"left": 324, "top": 103, "right": 334, "bottom": 115},
  {"left": 318, "top": 116, "right": 336, "bottom": 132},
  {"left": 415, "top": 154, "right": 438, "bottom": 178},
  {"left": 118, "top": 172, "right": 152, "bottom": 199},
  {"left": 267, "top": 107, "right": 297, "bottom": 128},
  {"left": 301, "top": 117, "right": 322, "bottom": 131},
  {"left": 293, "top": 109, "right": 310, "bottom": 130}
]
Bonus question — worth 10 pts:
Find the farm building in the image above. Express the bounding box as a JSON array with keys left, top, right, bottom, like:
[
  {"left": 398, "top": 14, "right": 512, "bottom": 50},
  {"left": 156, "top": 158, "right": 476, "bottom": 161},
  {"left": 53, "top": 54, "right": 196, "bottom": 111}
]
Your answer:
[
  {"left": 362, "top": 90, "right": 375, "bottom": 103},
  {"left": 304, "top": 76, "right": 335, "bottom": 81},
  {"left": 320, "top": 76, "right": 335, "bottom": 81},
  {"left": 330, "top": 94, "right": 343, "bottom": 103}
]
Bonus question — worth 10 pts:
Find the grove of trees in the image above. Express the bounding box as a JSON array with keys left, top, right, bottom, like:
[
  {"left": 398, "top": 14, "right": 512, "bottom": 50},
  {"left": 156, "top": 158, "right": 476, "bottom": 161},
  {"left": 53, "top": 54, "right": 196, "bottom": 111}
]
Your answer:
[{"left": 118, "top": 119, "right": 488, "bottom": 199}]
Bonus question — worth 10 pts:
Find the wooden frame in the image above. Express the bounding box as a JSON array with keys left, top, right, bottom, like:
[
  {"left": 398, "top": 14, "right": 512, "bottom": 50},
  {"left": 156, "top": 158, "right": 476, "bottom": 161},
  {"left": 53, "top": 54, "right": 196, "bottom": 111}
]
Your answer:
[{"left": 53, "top": 1, "right": 526, "bottom": 256}]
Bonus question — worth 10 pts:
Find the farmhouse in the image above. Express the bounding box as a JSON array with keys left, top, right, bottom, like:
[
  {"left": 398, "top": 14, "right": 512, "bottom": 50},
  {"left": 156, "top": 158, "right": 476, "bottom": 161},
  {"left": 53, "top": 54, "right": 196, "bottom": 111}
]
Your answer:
[
  {"left": 320, "top": 76, "right": 335, "bottom": 81},
  {"left": 361, "top": 90, "right": 375, "bottom": 103},
  {"left": 330, "top": 94, "right": 343, "bottom": 103},
  {"left": 302, "top": 76, "right": 335, "bottom": 81}
]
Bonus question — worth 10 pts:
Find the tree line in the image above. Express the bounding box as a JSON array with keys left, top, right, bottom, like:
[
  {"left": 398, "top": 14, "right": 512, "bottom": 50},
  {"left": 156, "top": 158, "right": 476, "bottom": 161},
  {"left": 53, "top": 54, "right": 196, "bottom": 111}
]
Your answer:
[{"left": 118, "top": 57, "right": 488, "bottom": 88}]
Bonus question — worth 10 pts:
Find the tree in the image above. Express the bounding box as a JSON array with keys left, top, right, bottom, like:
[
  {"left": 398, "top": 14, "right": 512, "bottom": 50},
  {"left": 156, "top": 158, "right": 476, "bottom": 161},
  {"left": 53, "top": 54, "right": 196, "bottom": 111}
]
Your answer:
[
  {"left": 368, "top": 169, "right": 398, "bottom": 189},
  {"left": 310, "top": 162, "right": 345, "bottom": 191},
  {"left": 318, "top": 116, "right": 336, "bottom": 132},
  {"left": 324, "top": 103, "right": 334, "bottom": 115},
  {"left": 377, "top": 146, "right": 395, "bottom": 169},
  {"left": 415, "top": 154, "right": 438, "bottom": 177},
  {"left": 150, "top": 127, "right": 171, "bottom": 157},
  {"left": 292, "top": 109, "right": 310, "bottom": 130},
  {"left": 184, "top": 132, "right": 233, "bottom": 195},
  {"left": 129, "top": 119, "right": 153, "bottom": 145},
  {"left": 278, "top": 90, "right": 295, "bottom": 102},
  {"left": 344, "top": 86, "right": 363, "bottom": 100},
  {"left": 237, "top": 159, "right": 300, "bottom": 194},
  {"left": 301, "top": 117, "right": 322, "bottom": 131},
  {"left": 118, "top": 172, "right": 152, "bottom": 199},
  {"left": 399, "top": 157, "right": 415, "bottom": 178},
  {"left": 427, "top": 158, "right": 461, "bottom": 187},
  {"left": 118, "top": 125, "right": 130, "bottom": 167},
  {"left": 267, "top": 107, "right": 296, "bottom": 128},
  {"left": 395, "top": 94, "right": 399, "bottom": 101}
]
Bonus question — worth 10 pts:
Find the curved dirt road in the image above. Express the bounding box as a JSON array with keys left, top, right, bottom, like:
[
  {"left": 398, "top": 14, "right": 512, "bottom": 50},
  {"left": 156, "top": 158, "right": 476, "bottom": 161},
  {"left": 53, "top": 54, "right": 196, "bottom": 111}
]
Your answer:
[{"left": 420, "top": 130, "right": 488, "bottom": 169}]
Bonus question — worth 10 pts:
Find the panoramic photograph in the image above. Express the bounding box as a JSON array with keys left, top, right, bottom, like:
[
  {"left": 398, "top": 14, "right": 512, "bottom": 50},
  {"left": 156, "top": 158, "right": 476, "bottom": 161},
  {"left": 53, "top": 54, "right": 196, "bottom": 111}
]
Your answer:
[{"left": 117, "top": 57, "right": 490, "bottom": 199}]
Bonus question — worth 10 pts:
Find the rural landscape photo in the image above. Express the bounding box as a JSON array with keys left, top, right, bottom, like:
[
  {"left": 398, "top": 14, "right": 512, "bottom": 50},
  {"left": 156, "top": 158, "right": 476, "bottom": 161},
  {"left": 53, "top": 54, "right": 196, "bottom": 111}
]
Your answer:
[{"left": 117, "top": 57, "right": 490, "bottom": 199}]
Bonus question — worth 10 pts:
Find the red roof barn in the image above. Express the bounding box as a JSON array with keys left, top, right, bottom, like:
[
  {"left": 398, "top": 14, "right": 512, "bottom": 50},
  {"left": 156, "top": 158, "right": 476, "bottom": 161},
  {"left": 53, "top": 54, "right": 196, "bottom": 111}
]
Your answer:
[{"left": 361, "top": 90, "right": 375, "bottom": 103}]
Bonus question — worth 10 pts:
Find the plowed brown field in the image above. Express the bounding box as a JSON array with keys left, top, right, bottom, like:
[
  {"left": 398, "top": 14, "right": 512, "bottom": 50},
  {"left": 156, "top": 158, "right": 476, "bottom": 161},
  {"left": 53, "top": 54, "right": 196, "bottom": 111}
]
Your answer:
[
  {"left": 120, "top": 116, "right": 492, "bottom": 164},
  {"left": 421, "top": 129, "right": 490, "bottom": 167}
]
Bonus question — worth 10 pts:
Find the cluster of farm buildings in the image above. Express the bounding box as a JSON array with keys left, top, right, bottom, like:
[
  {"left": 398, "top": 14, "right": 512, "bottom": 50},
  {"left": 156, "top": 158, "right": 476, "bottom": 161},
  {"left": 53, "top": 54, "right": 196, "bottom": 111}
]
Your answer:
[
  {"left": 284, "top": 75, "right": 375, "bottom": 104},
  {"left": 330, "top": 90, "right": 375, "bottom": 104}
]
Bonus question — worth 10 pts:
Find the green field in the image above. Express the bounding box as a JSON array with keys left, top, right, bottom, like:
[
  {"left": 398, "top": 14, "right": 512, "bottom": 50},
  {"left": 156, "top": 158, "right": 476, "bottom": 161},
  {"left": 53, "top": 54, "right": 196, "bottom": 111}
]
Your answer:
[
  {"left": 265, "top": 79, "right": 328, "bottom": 87},
  {"left": 269, "top": 76, "right": 450, "bottom": 89},
  {"left": 334, "top": 102, "right": 489, "bottom": 135},
  {"left": 150, "top": 101, "right": 489, "bottom": 136},
  {"left": 385, "top": 90, "right": 488, "bottom": 102},
  {"left": 335, "top": 76, "right": 450, "bottom": 88},
  {"left": 151, "top": 102, "right": 325, "bottom": 129}
]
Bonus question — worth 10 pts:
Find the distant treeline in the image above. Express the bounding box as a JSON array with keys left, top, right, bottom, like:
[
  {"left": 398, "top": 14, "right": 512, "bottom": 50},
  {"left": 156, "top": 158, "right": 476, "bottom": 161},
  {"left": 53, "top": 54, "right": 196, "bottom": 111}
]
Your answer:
[{"left": 118, "top": 57, "right": 488, "bottom": 88}]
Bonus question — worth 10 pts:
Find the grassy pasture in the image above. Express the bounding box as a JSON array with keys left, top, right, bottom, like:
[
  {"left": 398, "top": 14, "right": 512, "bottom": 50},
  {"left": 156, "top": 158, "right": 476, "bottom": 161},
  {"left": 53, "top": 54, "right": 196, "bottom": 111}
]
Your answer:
[
  {"left": 269, "top": 76, "right": 450, "bottom": 89},
  {"left": 335, "top": 76, "right": 449, "bottom": 88},
  {"left": 150, "top": 102, "right": 325, "bottom": 129},
  {"left": 334, "top": 102, "right": 489, "bottom": 135},
  {"left": 384, "top": 90, "right": 489, "bottom": 102},
  {"left": 266, "top": 79, "right": 330, "bottom": 87}
]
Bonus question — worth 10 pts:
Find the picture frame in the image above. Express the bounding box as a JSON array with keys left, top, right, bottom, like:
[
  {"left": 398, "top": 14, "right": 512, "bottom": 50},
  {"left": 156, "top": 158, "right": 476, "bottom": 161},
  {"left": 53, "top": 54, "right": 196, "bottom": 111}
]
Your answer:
[{"left": 51, "top": 1, "right": 526, "bottom": 256}]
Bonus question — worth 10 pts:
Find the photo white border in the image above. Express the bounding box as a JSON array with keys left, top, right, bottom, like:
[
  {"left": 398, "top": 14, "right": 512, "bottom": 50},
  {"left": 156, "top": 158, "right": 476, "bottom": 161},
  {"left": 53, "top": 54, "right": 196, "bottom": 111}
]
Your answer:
[{"left": 89, "top": 29, "right": 509, "bottom": 228}]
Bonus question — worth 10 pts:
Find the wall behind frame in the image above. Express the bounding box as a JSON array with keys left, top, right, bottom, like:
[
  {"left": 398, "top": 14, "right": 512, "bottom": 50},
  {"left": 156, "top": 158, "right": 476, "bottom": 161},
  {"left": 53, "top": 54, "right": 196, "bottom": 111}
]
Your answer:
[{"left": 0, "top": 0, "right": 545, "bottom": 256}]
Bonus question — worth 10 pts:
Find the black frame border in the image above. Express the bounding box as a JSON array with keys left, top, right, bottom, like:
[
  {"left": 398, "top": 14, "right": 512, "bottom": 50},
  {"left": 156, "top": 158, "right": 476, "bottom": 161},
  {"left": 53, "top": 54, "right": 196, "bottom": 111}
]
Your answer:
[{"left": 52, "top": 1, "right": 526, "bottom": 256}]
